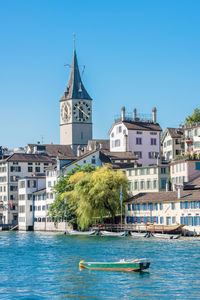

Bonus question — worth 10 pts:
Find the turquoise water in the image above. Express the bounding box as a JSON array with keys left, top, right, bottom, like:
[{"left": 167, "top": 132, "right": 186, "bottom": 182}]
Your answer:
[{"left": 0, "top": 232, "right": 200, "bottom": 299}]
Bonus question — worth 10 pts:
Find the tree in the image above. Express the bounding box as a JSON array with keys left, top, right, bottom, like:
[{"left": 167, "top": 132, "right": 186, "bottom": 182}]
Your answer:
[
  {"left": 64, "top": 165, "right": 129, "bottom": 230},
  {"left": 185, "top": 108, "right": 200, "bottom": 126},
  {"left": 48, "top": 164, "right": 96, "bottom": 227}
]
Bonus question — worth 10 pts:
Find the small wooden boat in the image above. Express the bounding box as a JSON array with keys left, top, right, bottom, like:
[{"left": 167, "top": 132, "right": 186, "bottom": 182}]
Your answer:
[
  {"left": 151, "top": 233, "right": 180, "bottom": 240},
  {"left": 67, "top": 230, "right": 96, "bottom": 236},
  {"left": 147, "top": 224, "right": 184, "bottom": 233},
  {"left": 100, "top": 231, "right": 126, "bottom": 236},
  {"left": 79, "top": 258, "right": 150, "bottom": 272},
  {"left": 130, "top": 232, "right": 147, "bottom": 238}
]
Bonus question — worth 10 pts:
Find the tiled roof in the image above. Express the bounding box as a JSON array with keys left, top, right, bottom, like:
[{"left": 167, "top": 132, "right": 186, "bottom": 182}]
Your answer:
[
  {"left": 123, "top": 121, "right": 162, "bottom": 132},
  {"left": 27, "top": 144, "right": 74, "bottom": 158},
  {"left": 167, "top": 128, "right": 184, "bottom": 138},
  {"left": 125, "top": 190, "right": 200, "bottom": 203},
  {"left": 60, "top": 50, "right": 92, "bottom": 101},
  {"left": 88, "top": 139, "right": 110, "bottom": 150},
  {"left": 101, "top": 150, "right": 137, "bottom": 160},
  {"left": 5, "top": 153, "right": 54, "bottom": 163}
]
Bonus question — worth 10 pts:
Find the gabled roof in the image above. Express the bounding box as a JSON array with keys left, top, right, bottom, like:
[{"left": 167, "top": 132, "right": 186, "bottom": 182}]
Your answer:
[
  {"left": 162, "top": 127, "right": 184, "bottom": 143},
  {"left": 27, "top": 144, "right": 75, "bottom": 158},
  {"left": 4, "top": 153, "right": 53, "bottom": 163},
  {"left": 60, "top": 49, "right": 92, "bottom": 101},
  {"left": 124, "top": 190, "right": 200, "bottom": 203},
  {"left": 109, "top": 120, "right": 162, "bottom": 134}
]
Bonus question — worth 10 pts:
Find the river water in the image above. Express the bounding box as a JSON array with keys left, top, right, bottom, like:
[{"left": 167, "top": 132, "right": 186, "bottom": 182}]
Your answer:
[{"left": 0, "top": 232, "right": 200, "bottom": 299}]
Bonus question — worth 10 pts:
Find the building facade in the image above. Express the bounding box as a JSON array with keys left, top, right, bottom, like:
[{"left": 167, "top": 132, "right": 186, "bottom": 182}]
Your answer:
[
  {"left": 125, "top": 189, "right": 200, "bottom": 235},
  {"left": 0, "top": 153, "right": 53, "bottom": 225},
  {"left": 60, "top": 48, "right": 92, "bottom": 155},
  {"left": 109, "top": 107, "right": 162, "bottom": 166},
  {"left": 161, "top": 128, "right": 184, "bottom": 161},
  {"left": 123, "top": 161, "right": 169, "bottom": 195}
]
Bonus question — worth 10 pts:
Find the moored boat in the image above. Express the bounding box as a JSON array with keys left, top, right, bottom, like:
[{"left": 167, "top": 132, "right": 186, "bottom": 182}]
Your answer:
[
  {"left": 67, "top": 230, "right": 96, "bottom": 236},
  {"left": 100, "top": 231, "right": 126, "bottom": 236},
  {"left": 151, "top": 233, "right": 180, "bottom": 239},
  {"left": 79, "top": 258, "right": 150, "bottom": 272},
  {"left": 130, "top": 232, "right": 147, "bottom": 238}
]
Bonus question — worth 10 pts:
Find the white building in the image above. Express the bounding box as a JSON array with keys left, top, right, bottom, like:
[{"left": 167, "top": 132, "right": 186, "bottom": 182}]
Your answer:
[
  {"left": 184, "top": 123, "right": 200, "bottom": 155},
  {"left": 125, "top": 188, "right": 200, "bottom": 235},
  {"left": 109, "top": 107, "right": 162, "bottom": 166},
  {"left": 18, "top": 177, "right": 46, "bottom": 231},
  {"left": 0, "top": 153, "right": 53, "bottom": 225},
  {"left": 161, "top": 128, "right": 184, "bottom": 161}
]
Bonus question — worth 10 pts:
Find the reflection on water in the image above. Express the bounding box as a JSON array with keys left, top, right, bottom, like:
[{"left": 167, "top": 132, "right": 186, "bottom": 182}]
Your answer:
[{"left": 0, "top": 232, "right": 200, "bottom": 299}]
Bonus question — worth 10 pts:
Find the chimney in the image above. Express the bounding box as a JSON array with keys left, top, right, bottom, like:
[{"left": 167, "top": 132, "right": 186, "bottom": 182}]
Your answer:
[
  {"left": 152, "top": 107, "right": 157, "bottom": 123},
  {"left": 77, "top": 145, "right": 81, "bottom": 157},
  {"left": 177, "top": 185, "right": 183, "bottom": 199},
  {"left": 121, "top": 107, "right": 125, "bottom": 121},
  {"left": 133, "top": 108, "right": 137, "bottom": 121}
]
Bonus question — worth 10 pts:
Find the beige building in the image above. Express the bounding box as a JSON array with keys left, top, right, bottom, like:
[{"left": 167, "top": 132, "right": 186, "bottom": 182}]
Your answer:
[
  {"left": 125, "top": 189, "right": 200, "bottom": 235},
  {"left": 123, "top": 160, "right": 169, "bottom": 195}
]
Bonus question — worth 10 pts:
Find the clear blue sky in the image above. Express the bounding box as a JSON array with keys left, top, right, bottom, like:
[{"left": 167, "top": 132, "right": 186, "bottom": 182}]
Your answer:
[{"left": 1, "top": 0, "right": 200, "bottom": 149}]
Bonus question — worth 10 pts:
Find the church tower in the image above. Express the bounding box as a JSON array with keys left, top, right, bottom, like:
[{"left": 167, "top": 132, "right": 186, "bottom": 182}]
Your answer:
[{"left": 60, "top": 46, "right": 92, "bottom": 155}]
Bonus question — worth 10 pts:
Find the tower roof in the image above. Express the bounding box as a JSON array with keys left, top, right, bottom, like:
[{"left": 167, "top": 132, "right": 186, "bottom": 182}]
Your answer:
[{"left": 61, "top": 49, "right": 92, "bottom": 101}]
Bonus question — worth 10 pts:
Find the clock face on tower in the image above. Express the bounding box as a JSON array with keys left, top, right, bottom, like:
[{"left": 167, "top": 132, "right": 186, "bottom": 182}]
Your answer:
[
  {"left": 73, "top": 101, "right": 91, "bottom": 122},
  {"left": 61, "top": 102, "right": 71, "bottom": 122}
]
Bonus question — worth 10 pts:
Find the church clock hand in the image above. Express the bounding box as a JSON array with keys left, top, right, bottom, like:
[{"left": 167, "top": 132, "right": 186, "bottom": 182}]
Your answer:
[{"left": 77, "top": 106, "right": 89, "bottom": 118}]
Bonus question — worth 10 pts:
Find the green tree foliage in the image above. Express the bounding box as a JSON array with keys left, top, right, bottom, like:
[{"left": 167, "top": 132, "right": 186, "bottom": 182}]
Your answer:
[
  {"left": 48, "top": 164, "right": 96, "bottom": 227},
  {"left": 185, "top": 108, "right": 200, "bottom": 125},
  {"left": 64, "top": 165, "right": 129, "bottom": 230}
]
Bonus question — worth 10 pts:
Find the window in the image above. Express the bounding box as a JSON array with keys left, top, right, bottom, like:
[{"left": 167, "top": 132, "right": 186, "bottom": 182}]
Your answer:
[
  {"left": 142, "top": 203, "right": 146, "bottom": 211},
  {"left": 111, "top": 133, "right": 114, "bottom": 138},
  {"left": 28, "top": 180, "right": 36, "bottom": 188},
  {"left": 115, "top": 139, "right": 121, "bottom": 147},
  {"left": 134, "top": 181, "right": 138, "bottom": 190},
  {"left": 136, "top": 138, "right": 142, "bottom": 145},
  {"left": 146, "top": 168, "right": 150, "bottom": 175},
  {"left": 161, "top": 167, "right": 166, "bottom": 174},
  {"left": 160, "top": 217, "right": 163, "bottom": 224},
  {"left": 172, "top": 216, "right": 176, "bottom": 224},
  {"left": 19, "top": 205, "right": 25, "bottom": 213},
  {"left": 28, "top": 194, "right": 32, "bottom": 200},
  {"left": 128, "top": 170, "right": 132, "bottom": 176},
  {"left": 159, "top": 203, "right": 163, "bottom": 210},
  {"left": 161, "top": 179, "right": 167, "bottom": 190},
  {"left": 196, "top": 162, "right": 200, "bottom": 170},
  {"left": 151, "top": 138, "right": 157, "bottom": 145},
  {"left": 171, "top": 203, "right": 175, "bottom": 210},
  {"left": 147, "top": 181, "right": 151, "bottom": 189},
  {"left": 131, "top": 204, "right": 135, "bottom": 211},
  {"left": 10, "top": 166, "right": 21, "bottom": 172},
  {"left": 28, "top": 163, "right": 33, "bottom": 165},
  {"left": 91, "top": 158, "right": 96, "bottom": 164},
  {"left": 19, "top": 181, "right": 25, "bottom": 188},
  {"left": 28, "top": 167, "right": 33, "bottom": 172},
  {"left": 148, "top": 203, "right": 153, "bottom": 211},
  {"left": 10, "top": 186, "right": 17, "bottom": 191},
  {"left": 128, "top": 204, "right": 131, "bottom": 211},
  {"left": 35, "top": 167, "right": 40, "bottom": 173},
  {"left": 134, "top": 152, "right": 142, "bottom": 159},
  {"left": 155, "top": 203, "right": 158, "bottom": 210},
  {"left": 30, "top": 205, "right": 32, "bottom": 212},
  {"left": 136, "top": 203, "right": 140, "bottom": 211},
  {"left": 149, "top": 152, "right": 159, "bottom": 159},
  {"left": 137, "top": 131, "right": 142, "bottom": 134},
  {"left": 153, "top": 180, "right": 157, "bottom": 189},
  {"left": 140, "top": 181, "right": 144, "bottom": 189}
]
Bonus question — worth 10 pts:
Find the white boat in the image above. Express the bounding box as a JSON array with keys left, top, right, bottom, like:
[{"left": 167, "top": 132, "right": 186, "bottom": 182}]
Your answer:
[
  {"left": 130, "top": 232, "right": 147, "bottom": 237},
  {"left": 151, "top": 233, "right": 180, "bottom": 240},
  {"left": 67, "top": 230, "right": 96, "bottom": 236},
  {"left": 100, "top": 231, "right": 126, "bottom": 236}
]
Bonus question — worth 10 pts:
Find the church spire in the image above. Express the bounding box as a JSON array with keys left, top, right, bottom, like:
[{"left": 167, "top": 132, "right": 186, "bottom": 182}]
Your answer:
[{"left": 61, "top": 46, "right": 92, "bottom": 101}]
